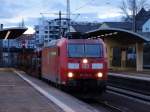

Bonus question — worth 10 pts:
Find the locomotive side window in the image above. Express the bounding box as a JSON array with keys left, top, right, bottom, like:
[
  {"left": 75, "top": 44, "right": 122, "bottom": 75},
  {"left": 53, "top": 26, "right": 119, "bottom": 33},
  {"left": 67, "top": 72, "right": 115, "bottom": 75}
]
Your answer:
[{"left": 68, "top": 44, "right": 103, "bottom": 57}]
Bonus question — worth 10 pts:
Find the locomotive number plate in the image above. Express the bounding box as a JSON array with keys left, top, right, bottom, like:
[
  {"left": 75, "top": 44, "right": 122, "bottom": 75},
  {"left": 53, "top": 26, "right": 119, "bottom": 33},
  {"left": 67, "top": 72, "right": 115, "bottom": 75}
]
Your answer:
[
  {"left": 82, "top": 64, "right": 89, "bottom": 69},
  {"left": 80, "top": 74, "right": 90, "bottom": 77}
]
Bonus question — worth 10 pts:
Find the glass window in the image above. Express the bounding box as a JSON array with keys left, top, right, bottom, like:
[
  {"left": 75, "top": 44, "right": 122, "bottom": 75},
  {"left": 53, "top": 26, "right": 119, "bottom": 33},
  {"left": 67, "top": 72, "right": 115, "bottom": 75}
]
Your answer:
[
  {"left": 68, "top": 44, "right": 84, "bottom": 57},
  {"left": 45, "top": 35, "right": 48, "bottom": 38},
  {"left": 68, "top": 44, "right": 103, "bottom": 58},
  {"left": 63, "top": 21, "right": 67, "bottom": 25},
  {"left": 85, "top": 44, "right": 102, "bottom": 57},
  {"left": 45, "top": 31, "right": 48, "bottom": 33},
  {"left": 146, "top": 27, "right": 149, "bottom": 31}
]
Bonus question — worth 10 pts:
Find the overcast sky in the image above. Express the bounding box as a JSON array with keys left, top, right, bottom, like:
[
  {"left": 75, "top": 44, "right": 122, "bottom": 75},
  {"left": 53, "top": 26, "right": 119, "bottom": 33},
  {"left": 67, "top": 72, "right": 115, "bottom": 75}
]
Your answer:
[{"left": 0, "top": 0, "right": 149, "bottom": 33}]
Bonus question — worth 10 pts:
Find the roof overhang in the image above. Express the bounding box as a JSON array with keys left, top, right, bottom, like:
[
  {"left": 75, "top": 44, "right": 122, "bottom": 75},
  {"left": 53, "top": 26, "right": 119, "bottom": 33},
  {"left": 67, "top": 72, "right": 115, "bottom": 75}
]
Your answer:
[
  {"left": 86, "top": 28, "right": 149, "bottom": 43},
  {"left": 0, "top": 27, "right": 27, "bottom": 39}
]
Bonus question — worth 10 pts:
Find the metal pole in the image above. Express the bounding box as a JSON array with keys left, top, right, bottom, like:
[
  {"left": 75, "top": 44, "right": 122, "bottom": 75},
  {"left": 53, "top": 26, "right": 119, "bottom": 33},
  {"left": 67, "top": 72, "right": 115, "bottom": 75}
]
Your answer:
[
  {"left": 8, "top": 39, "right": 10, "bottom": 67},
  {"left": 59, "top": 11, "right": 62, "bottom": 38},
  {"left": 0, "top": 40, "right": 3, "bottom": 67},
  {"left": 67, "top": 0, "right": 71, "bottom": 37},
  {"left": 132, "top": 0, "right": 136, "bottom": 32}
]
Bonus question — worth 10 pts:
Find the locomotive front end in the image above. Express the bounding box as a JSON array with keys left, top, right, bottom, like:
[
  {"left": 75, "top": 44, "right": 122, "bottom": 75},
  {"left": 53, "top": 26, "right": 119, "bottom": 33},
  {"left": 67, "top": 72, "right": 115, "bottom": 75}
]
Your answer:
[{"left": 65, "top": 39, "right": 108, "bottom": 91}]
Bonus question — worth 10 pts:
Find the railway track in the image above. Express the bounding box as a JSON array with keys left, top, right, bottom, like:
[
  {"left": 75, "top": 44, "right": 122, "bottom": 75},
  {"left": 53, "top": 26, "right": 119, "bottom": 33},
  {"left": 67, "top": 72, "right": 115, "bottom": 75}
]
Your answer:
[
  {"left": 79, "top": 83, "right": 150, "bottom": 112},
  {"left": 108, "top": 73, "right": 150, "bottom": 96},
  {"left": 107, "top": 85, "right": 150, "bottom": 103},
  {"left": 81, "top": 98, "right": 126, "bottom": 112},
  {"left": 91, "top": 86, "right": 150, "bottom": 112},
  {"left": 107, "top": 73, "right": 150, "bottom": 103},
  {"left": 97, "top": 101, "right": 125, "bottom": 112}
]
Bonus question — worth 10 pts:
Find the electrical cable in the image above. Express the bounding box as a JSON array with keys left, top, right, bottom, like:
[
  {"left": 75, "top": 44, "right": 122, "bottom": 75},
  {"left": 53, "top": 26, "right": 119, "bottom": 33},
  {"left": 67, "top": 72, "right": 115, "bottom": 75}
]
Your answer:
[{"left": 74, "top": 0, "right": 96, "bottom": 11}]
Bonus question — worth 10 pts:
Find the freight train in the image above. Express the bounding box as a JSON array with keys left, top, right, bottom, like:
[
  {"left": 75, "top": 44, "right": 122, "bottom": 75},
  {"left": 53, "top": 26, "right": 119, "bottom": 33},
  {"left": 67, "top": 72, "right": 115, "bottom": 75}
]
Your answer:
[{"left": 18, "top": 37, "right": 108, "bottom": 93}]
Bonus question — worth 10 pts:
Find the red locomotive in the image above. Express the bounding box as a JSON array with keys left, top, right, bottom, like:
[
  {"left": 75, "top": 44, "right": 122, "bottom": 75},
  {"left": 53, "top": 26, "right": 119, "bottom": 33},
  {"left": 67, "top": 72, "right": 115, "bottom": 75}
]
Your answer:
[{"left": 42, "top": 38, "right": 108, "bottom": 92}]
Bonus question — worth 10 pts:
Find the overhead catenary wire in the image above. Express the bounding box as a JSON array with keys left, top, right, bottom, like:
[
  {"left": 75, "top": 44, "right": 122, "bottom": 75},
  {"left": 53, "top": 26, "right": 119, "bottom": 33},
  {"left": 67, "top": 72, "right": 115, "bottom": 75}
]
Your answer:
[
  {"left": 74, "top": 0, "right": 111, "bottom": 12},
  {"left": 74, "top": 0, "right": 96, "bottom": 12}
]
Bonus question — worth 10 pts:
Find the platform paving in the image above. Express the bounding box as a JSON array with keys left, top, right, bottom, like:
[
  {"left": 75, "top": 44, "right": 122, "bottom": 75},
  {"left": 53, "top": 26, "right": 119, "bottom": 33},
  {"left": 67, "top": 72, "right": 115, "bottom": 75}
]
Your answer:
[{"left": 0, "top": 70, "right": 63, "bottom": 112}]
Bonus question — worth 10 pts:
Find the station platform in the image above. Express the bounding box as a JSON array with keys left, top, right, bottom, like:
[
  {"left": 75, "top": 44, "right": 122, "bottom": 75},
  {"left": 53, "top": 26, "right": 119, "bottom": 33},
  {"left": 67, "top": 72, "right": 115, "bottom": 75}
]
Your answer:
[
  {"left": 0, "top": 69, "right": 62, "bottom": 112},
  {"left": 109, "top": 69, "right": 150, "bottom": 81},
  {"left": 0, "top": 68, "right": 97, "bottom": 112}
]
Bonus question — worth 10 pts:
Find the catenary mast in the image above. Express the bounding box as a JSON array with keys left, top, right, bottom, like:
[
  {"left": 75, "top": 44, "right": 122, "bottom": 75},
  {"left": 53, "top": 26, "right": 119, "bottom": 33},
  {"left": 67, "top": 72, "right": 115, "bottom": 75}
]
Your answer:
[{"left": 67, "top": 0, "right": 70, "bottom": 36}]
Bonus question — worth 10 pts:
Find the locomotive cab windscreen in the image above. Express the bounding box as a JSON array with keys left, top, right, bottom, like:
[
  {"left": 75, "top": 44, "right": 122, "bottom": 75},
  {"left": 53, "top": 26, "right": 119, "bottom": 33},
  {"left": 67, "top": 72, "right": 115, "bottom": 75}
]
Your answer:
[{"left": 68, "top": 43, "right": 103, "bottom": 58}]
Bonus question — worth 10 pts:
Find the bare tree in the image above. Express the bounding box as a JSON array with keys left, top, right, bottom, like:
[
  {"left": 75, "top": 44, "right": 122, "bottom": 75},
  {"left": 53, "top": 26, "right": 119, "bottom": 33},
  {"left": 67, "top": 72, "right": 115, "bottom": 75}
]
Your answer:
[
  {"left": 120, "top": 0, "right": 149, "bottom": 22},
  {"left": 120, "top": 0, "right": 149, "bottom": 32}
]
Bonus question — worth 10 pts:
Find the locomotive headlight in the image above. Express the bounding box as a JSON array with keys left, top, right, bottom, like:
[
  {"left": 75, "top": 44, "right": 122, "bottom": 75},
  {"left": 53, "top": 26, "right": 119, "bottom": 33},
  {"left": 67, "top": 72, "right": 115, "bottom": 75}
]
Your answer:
[
  {"left": 97, "top": 72, "right": 103, "bottom": 78},
  {"left": 83, "top": 58, "right": 88, "bottom": 64},
  {"left": 68, "top": 63, "right": 79, "bottom": 69},
  {"left": 92, "top": 63, "right": 103, "bottom": 69},
  {"left": 68, "top": 72, "right": 74, "bottom": 78}
]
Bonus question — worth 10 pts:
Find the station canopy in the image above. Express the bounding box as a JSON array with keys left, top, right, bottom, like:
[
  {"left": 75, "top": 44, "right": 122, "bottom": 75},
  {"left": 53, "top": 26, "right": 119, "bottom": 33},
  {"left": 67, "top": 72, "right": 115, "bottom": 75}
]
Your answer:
[
  {"left": 0, "top": 27, "right": 27, "bottom": 39},
  {"left": 86, "top": 28, "right": 149, "bottom": 44}
]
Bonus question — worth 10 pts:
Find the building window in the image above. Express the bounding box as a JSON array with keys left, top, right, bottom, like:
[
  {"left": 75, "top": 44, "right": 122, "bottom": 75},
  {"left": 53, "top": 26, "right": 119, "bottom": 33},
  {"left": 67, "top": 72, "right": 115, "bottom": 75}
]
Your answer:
[
  {"left": 44, "top": 40, "right": 48, "bottom": 43},
  {"left": 56, "top": 21, "right": 60, "bottom": 25},
  {"left": 45, "top": 31, "right": 48, "bottom": 33},
  {"left": 45, "top": 35, "right": 48, "bottom": 38},
  {"left": 63, "top": 21, "right": 67, "bottom": 25},
  {"left": 54, "top": 26, "right": 59, "bottom": 29},
  {"left": 45, "top": 26, "right": 48, "bottom": 30},
  {"left": 146, "top": 27, "right": 149, "bottom": 31}
]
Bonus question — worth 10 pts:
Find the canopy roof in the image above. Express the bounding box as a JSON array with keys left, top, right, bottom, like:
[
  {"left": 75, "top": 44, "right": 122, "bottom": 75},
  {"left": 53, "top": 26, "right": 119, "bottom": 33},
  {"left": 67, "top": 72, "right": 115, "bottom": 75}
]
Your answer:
[
  {"left": 86, "top": 28, "right": 149, "bottom": 44},
  {"left": 0, "top": 27, "right": 27, "bottom": 39}
]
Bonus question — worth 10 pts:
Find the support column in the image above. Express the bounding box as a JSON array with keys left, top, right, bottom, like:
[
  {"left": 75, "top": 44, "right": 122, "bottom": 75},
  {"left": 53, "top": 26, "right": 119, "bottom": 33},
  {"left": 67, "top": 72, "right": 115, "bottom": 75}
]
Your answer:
[
  {"left": 106, "top": 45, "right": 110, "bottom": 68},
  {"left": 105, "top": 39, "right": 112, "bottom": 68},
  {"left": 136, "top": 43, "right": 144, "bottom": 71},
  {"left": 110, "top": 47, "right": 113, "bottom": 68},
  {"left": 121, "top": 48, "right": 126, "bottom": 69},
  {"left": 107, "top": 46, "right": 111, "bottom": 68}
]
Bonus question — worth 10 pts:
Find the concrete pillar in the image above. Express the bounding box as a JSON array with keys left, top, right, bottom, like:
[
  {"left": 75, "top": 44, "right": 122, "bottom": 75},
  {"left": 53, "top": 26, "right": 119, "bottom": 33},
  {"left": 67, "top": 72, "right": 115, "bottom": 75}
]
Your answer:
[
  {"left": 136, "top": 43, "right": 144, "bottom": 71},
  {"left": 106, "top": 44, "right": 111, "bottom": 68},
  {"left": 107, "top": 46, "right": 114, "bottom": 68},
  {"left": 105, "top": 39, "right": 112, "bottom": 68},
  {"left": 110, "top": 47, "right": 113, "bottom": 67},
  {"left": 121, "top": 48, "right": 126, "bottom": 69}
]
